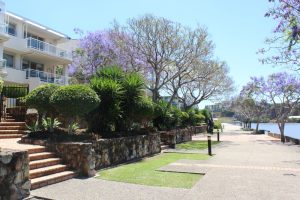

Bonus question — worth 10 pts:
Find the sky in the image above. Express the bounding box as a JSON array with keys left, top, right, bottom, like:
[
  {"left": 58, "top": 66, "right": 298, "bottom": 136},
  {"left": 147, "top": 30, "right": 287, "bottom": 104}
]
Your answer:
[{"left": 5, "top": 0, "right": 286, "bottom": 106}]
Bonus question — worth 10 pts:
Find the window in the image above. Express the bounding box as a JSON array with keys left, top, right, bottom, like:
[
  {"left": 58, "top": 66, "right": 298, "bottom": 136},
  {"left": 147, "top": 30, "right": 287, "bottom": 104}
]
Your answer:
[
  {"left": 24, "top": 32, "right": 44, "bottom": 41},
  {"left": 22, "top": 60, "right": 44, "bottom": 71},
  {"left": 3, "top": 53, "right": 14, "bottom": 68},
  {"left": 7, "top": 23, "right": 16, "bottom": 36}
]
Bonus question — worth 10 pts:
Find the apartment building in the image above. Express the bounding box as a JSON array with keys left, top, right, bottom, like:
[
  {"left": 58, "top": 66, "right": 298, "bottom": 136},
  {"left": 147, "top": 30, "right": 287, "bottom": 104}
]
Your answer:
[{"left": 0, "top": 1, "right": 74, "bottom": 91}]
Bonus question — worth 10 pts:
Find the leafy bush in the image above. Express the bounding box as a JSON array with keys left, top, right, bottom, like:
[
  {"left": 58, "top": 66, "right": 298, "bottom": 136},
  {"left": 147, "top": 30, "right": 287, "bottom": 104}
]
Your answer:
[
  {"left": 200, "top": 109, "right": 212, "bottom": 123},
  {"left": 119, "top": 72, "right": 145, "bottom": 130},
  {"left": 133, "top": 98, "right": 156, "bottom": 128},
  {"left": 50, "top": 85, "right": 100, "bottom": 133},
  {"left": 89, "top": 66, "right": 147, "bottom": 133},
  {"left": 26, "top": 121, "right": 41, "bottom": 133},
  {"left": 213, "top": 120, "right": 222, "bottom": 130},
  {"left": 186, "top": 109, "right": 205, "bottom": 126},
  {"left": 2, "top": 85, "right": 28, "bottom": 98},
  {"left": 89, "top": 77, "right": 123, "bottom": 132},
  {"left": 50, "top": 84, "right": 100, "bottom": 117},
  {"left": 153, "top": 101, "right": 184, "bottom": 131},
  {"left": 42, "top": 117, "right": 61, "bottom": 133},
  {"left": 26, "top": 84, "right": 60, "bottom": 115}
]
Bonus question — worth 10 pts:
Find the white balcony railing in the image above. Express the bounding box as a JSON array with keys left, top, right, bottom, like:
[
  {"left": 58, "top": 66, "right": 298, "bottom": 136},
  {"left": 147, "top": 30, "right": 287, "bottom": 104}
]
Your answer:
[
  {"left": 26, "top": 37, "right": 72, "bottom": 60},
  {"left": 24, "top": 68, "right": 69, "bottom": 85},
  {"left": 0, "top": 23, "right": 7, "bottom": 35}
]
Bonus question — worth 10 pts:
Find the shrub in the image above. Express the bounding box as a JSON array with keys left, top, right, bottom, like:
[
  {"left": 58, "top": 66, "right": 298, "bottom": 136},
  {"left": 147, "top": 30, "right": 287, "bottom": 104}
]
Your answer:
[
  {"left": 133, "top": 98, "right": 156, "bottom": 128},
  {"left": 153, "top": 101, "right": 183, "bottom": 131},
  {"left": 2, "top": 85, "right": 28, "bottom": 98},
  {"left": 89, "top": 66, "right": 147, "bottom": 133},
  {"left": 119, "top": 72, "right": 145, "bottom": 130},
  {"left": 42, "top": 117, "right": 61, "bottom": 133},
  {"left": 89, "top": 77, "right": 123, "bottom": 132},
  {"left": 214, "top": 120, "right": 222, "bottom": 130},
  {"left": 26, "top": 84, "right": 60, "bottom": 115},
  {"left": 50, "top": 85, "right": 100, "bottom": 133},
  {"left": 200, "top": 109, "right": 212, "bottom": 123}
]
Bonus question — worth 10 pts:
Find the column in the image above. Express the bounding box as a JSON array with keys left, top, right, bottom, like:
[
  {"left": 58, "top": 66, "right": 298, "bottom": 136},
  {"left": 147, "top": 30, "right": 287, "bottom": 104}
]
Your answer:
[{"left": 14, "top": 54, "right": 22, "bottom": 70}]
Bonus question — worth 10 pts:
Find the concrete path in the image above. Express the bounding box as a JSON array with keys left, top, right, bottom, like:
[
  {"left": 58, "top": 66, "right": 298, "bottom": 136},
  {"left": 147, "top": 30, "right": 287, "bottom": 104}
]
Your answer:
[{"left": 27, "top": 123, "right": 300, "bottom": 199}]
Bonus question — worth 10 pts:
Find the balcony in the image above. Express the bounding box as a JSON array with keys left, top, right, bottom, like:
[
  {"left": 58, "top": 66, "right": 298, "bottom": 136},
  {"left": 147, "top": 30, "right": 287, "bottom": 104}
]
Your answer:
[
  {"left": 0, "top": 23, "right": 10, "bottom": 42},
  {"left": 26, "top": 37, "right": 72, "bottom": 62},
  {"left": 24, "top": 69, "right": 69, "bottom": 85}
]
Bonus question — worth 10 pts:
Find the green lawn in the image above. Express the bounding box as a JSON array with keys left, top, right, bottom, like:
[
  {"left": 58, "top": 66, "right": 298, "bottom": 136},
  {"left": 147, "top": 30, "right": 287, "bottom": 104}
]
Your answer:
[
  {"left": 98, "top": 153, "right": 209, "bottom": 189},
  {"left": 176, "top": 140, "right": 220, "bottom": 150}
]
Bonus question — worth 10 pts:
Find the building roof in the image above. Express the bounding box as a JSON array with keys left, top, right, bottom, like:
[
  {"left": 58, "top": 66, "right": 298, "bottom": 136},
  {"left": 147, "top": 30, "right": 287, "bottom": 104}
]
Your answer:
[{"left": 6, "top": 11, "right": 70, "bottom": 39}]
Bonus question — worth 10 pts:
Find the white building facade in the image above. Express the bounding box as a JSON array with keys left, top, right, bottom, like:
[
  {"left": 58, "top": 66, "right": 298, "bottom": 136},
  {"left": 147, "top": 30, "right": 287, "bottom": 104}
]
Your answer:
[{"left": 0, "top": 1, "right": 74, "bottom": 91}]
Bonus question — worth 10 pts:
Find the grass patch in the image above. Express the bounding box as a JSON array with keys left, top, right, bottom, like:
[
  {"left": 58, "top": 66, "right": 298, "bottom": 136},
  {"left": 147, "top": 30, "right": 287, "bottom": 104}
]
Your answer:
[
  {"left": 176, "top": 140, "right": 220, "bottom": 150},
  {"left": 98, "top": 153, "right": 209, "bottom": 189}
]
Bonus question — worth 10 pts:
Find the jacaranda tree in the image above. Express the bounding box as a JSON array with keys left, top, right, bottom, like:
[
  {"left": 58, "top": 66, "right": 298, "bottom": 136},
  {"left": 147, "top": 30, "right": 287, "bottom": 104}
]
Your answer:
[
  {"left": 260, "top": 0, "right": 300, "bottom": 69},
  {"left": 244, "top": 72, "right": 300, "bottom": 142}
]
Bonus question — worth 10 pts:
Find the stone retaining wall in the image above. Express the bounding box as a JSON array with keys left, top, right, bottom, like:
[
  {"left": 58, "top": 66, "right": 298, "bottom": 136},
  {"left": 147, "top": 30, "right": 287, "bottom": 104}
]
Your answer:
[
  {"left": 92, "top": 133, "right": 161, "bottom": 168},
  {"left": 160, "top": 127, "right": 193, "bottom": 146},
  {"left": 0, "top": 149, "right": 30, "bottom": 200},
  {"left": 21, "top": 133, "right": 161, "bottom": 176},
  {"left": 48, "top": 143, "right": 96, "bottom": 177},
  {"left": 267, "top": 132, "right": 300, "bottom": 144},
  {"left": 193, "top": 125, "right": 207, "bottom": 134}
]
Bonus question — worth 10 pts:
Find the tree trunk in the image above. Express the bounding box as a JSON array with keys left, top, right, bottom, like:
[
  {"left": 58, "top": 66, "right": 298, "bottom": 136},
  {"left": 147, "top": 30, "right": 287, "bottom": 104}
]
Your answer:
[
  {"left": 152, "top": 89, "right": 159, "bottom": 102},
  {"left": 255, "top": 122, "right": 260, "bottom": 134},
  {"left": 278, "top": 122, "right": 285, "bottom": 143}
]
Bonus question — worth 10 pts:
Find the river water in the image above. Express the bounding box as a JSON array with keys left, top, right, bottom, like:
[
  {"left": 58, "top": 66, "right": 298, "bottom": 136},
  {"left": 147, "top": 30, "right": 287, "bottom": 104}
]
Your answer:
[{"left": 251, "top": 123, "right": 300, "bottom": 139}]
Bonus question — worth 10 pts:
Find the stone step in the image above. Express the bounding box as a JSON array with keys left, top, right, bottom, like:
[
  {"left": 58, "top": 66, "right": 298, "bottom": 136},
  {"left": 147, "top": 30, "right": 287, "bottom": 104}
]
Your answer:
[
  {"left": 30, "top": 158, "right": 62, "bottom": 170},
  {"left": 0, "top": 130, "right": 26, "bottom": 134},
  {"left": 31, "top": 171, "right": 77, "bottom": 190},
  {"left": 0, "top": 125, "right": 26, "bottom": 130},
  {"left": 27, "top": 147, "right": 47, "bottom": 154},
  {"left": 4, "top": 119, "right": 16, "bottom": 122},
  {"left": 29, "top": 164, "right": 67, "bottom": 179},
  {"left": 0, "top": 122, "right": 26, "bottom": 126},
  {"left": 161, "top": 145, "right": 170, "bottom": 150},
  {"left": 29, "top": 152, "right": 55, "bottom": 161},
  {"left": 0, "top": 134, "right": 23, "bottom": 139}
]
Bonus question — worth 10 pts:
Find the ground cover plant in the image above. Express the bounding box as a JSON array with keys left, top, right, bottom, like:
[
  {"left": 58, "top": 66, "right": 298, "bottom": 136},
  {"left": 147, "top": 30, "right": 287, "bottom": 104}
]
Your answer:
[{"left": 98, "top": 153, "right": 209, "bottom": 188}]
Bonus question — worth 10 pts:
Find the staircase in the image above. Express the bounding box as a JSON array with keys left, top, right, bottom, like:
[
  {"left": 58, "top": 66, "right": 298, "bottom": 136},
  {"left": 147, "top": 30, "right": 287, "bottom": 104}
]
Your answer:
[
  {"left": 0, "top": 114, "right": 26, "bottom": 139},
  {"left": 0, "top": 114, "right": 76, "bottom": 189},
  {"left": 28, "top": 146, "right": 77, "bottom": 190}
]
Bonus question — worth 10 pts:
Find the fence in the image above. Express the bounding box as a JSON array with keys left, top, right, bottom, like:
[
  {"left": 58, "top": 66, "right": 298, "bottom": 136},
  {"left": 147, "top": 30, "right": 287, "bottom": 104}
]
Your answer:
[{"left": 0, "top": 85, "right": 29, "bottom": 122}]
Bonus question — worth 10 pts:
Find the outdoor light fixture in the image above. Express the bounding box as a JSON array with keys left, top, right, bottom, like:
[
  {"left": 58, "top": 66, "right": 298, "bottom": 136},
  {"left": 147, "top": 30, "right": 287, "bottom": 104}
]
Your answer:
[
  {"left": 25, "top": 20, "right": 46, "bottom": 30},
  {"left": 47, "top": 29, "right": 65, "bottom": 37},
  {"left": 6, "top": 12, "right": 23, "bottom": 21}
]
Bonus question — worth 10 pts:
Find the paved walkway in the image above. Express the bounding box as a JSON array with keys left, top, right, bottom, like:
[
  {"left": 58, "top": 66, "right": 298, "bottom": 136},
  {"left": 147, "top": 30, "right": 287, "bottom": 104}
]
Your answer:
[
  {"left": 4, "top": 124, "right": 300, "bottom": 199},
  {"left": 0, "top": 138, "right": 44, "bottom": 151}
]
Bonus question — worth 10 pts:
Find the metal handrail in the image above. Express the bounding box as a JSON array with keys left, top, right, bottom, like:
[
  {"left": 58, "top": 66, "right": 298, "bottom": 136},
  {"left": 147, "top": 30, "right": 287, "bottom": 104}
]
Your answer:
[
  {"left": 24, "top": 68, "right": 69, "bottom": 85},
  {"left": 26, "top": 37, "right": 72, "bottom": 59}
]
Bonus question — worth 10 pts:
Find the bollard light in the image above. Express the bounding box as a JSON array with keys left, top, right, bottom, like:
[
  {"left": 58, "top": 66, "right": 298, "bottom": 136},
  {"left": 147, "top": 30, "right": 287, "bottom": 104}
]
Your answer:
[
  {"left": 217, "top": 130, "right": 220, "bottom": 142},
  {"left": 207, "top": 135, "right": 212, "bottom": 156}
]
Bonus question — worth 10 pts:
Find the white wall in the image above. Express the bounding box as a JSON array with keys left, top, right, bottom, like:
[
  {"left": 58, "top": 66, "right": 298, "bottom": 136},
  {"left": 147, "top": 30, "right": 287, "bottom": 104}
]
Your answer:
[{"left": 3, "top": 67, "right": 26, "bottom": 83}]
